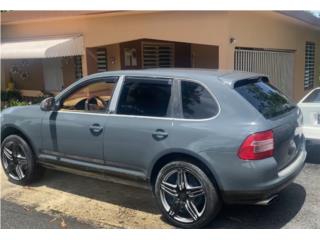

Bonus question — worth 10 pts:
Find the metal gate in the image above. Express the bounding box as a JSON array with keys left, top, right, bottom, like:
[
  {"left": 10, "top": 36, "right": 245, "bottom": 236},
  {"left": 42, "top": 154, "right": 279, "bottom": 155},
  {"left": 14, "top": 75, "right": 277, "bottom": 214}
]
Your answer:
[{"left": 234, "top": 48, "right": 295, "bottom": 98}]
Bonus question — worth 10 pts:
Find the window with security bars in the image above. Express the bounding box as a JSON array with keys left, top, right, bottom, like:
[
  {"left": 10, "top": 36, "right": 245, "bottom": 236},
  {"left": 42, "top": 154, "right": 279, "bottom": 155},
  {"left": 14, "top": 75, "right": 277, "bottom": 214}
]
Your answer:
[
  {"left": 142, "top": 42, "right": 174, "bottom": 68},
  {"left": 74, "top": 56, "right": 83, "bottom": 80},
  {"left": 304, "top": 42, "right": 315, "bottom": 90},
  {"left": 96, "top": 48, "right": 107, "bottom": 72}
]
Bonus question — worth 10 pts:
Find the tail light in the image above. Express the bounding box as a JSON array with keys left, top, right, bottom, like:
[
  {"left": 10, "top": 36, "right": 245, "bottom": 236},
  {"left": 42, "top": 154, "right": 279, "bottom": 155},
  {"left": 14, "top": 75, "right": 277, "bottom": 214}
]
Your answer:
[{"left": 238, "top": 130, "right": 274, "bottom": 160}]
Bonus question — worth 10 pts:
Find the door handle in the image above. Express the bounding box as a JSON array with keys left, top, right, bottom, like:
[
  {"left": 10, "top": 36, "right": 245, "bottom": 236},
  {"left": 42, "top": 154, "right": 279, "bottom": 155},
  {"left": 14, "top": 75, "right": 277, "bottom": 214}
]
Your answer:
[
  {"left": 152, "top": 129, "right": 168, "bottom": 141},
  {"left": 89, "top": 123, "right": 103, "bottom": 135}
]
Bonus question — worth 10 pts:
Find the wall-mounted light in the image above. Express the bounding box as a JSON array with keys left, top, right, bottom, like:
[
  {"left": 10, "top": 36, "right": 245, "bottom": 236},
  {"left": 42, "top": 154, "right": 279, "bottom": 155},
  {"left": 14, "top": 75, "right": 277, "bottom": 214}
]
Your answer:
[{"left": 230, "top": 37, "right": 236, "bottom": 44}]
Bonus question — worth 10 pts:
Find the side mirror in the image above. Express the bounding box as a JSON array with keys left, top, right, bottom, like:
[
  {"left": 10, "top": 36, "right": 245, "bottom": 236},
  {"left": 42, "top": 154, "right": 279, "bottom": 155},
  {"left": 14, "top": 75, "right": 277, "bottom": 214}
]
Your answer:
[{"left": 40, "top": 97, "right": 56, "bottom": 111}]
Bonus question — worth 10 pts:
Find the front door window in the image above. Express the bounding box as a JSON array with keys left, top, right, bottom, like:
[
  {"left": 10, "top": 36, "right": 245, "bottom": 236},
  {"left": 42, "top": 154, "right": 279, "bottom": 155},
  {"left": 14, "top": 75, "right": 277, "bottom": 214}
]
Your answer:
[{"left": 60, "top": 79, "right": 117, "bottom": 112}]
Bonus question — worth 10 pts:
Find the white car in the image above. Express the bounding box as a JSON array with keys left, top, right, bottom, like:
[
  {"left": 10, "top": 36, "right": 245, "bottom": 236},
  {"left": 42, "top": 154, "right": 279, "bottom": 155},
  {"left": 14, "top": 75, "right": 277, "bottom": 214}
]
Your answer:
[{"left": 298, "top": 87, "right": 320, "bottom": 140}]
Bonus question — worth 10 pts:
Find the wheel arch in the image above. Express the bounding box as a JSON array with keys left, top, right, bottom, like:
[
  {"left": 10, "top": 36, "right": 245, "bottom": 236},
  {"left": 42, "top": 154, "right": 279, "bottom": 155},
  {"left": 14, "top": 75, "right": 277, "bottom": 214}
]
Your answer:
[
  {"left": 148, "top": 150, "right": 222, "bottom": 193},
  {"left": 1, "top": 124, "right": 37, "bottom": 157}
]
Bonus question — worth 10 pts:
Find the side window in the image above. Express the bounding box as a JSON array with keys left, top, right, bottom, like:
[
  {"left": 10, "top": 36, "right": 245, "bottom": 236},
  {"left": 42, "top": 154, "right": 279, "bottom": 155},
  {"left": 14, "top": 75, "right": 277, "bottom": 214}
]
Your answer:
[
  {"left": 60, "top": 79, "right": 117, "bottom": 112},
  {"left": 117, "top": 77, "right": 172, "bottom": 117},
  {"left": 181, "top": 81, "right": 219, "bottom": 119}
]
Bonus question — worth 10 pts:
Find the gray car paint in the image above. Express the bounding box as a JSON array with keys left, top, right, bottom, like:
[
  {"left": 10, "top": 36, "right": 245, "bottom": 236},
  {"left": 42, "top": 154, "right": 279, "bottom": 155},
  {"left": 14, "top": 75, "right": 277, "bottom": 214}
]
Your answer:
[{"left": 0, "top": 69, "right": 306, "bottom": 203}]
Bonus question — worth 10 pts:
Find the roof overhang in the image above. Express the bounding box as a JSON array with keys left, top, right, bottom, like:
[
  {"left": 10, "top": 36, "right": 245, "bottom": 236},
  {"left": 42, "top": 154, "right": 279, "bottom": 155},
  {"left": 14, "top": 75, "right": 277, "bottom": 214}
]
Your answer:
[
  {"left": 279, "top": 11, "right": 320, "bottom": 30},
  {"left": 1, "top": 36, "right": 84, "bottom": 59}
]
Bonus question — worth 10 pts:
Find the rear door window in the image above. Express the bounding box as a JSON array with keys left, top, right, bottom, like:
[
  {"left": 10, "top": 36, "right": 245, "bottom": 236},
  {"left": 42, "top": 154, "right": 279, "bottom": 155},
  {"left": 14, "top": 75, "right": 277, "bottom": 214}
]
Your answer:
[
  {"left": 303, "top": 89, "right": 320, "bottom": 103},
  {"left": 117, "top": 77, "right": 172, "bottom": 117},
  {"left": 180, "top": 81, "right": 219, "bottom": 119},
  {"left": 234, "top": 78, "right": 295, "bottom": 119}
]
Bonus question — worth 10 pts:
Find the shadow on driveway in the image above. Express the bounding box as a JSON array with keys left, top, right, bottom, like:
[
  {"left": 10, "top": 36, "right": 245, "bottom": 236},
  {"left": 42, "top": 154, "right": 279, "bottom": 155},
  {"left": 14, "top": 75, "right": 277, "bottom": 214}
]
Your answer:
[
  {"left": 208, "top": 183, "right": 306, "bottom": 228},
  {"left": 31, "top": 169, "right": 160, "bottom": 214},
  {"left": 30, "top": 168, "right": 306, "bottom": 228}
]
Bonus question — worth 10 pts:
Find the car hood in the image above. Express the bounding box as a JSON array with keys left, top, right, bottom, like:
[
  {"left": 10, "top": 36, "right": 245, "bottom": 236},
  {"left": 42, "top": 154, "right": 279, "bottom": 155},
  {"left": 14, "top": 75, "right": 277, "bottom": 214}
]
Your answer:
[
  {"left": 2, "top": 104, "right": 40, "bottom": 114},
  {"left": 1, "top": 104, "right": 45, "bottom": 125}
]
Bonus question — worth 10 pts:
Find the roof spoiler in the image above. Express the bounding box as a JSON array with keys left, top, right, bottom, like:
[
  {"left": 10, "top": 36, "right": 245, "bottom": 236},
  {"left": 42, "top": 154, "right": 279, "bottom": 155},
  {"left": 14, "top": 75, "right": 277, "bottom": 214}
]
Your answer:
[{"left": 234, "top": 76, "right": 269, "bottom": 88}]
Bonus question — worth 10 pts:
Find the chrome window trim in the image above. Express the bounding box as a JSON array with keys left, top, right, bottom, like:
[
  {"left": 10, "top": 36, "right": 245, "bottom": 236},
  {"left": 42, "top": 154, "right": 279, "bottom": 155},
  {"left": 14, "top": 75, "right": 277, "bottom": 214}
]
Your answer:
[
  {"left": 51, "top": 110, "right": 174, "bottom": 120},
  {"left": 52, "top": 108, "right": 219, "bottom": 122},
  {"left": 52, "top": 110, "right": 108, "bottom": 116},
  {"left": 108, "top": 114, "right": 174, "bottom": 121},
  {"left": 52, "top": 76, "right": 221, "bottom": 122}
]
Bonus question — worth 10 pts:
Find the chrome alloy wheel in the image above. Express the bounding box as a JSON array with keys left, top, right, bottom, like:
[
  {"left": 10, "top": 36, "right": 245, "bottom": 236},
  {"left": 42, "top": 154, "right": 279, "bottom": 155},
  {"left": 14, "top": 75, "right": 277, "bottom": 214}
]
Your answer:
[
  {"left": 2, "top": 140, "right": 28, "bottom": 181},
  {"left": 160, "top": 168, "right": 207, "bottom": 224}
]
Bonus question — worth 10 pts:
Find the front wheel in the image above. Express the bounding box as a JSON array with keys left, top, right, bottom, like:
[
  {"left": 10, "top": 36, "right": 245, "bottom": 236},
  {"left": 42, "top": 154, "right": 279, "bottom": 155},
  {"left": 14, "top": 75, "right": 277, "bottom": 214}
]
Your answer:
[
  {"left": 1, "top": 135, "right": 42, "bottom": 185},
  {"left": 154, "top": 161, "right": 221, "bottom": 228}
]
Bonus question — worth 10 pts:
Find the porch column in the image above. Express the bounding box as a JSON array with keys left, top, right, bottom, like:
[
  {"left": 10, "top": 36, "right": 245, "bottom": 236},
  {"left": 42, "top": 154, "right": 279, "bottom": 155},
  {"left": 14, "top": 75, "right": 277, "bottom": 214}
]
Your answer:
[
  {"left": 219, "top": 43, "right": 235, "bottom": 69},
  {"left": 81, "top": 49, "right": 89, "bottom": 76}
]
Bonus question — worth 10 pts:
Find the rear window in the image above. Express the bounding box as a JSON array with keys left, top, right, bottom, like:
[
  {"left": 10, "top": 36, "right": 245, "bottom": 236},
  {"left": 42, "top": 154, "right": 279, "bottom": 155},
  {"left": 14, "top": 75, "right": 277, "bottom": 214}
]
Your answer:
[
  {"left": 234, "top": 78, "right": 295, "bottom": 119},
  {"left": 303, "top": 89, "right": 320, "bottom": 103}
]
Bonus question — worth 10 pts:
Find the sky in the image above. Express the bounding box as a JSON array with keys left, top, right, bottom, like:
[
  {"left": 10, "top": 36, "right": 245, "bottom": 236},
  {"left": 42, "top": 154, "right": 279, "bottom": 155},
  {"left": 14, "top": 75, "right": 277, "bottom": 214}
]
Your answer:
[{"left": 309, "top": 11, "right": 320, "bottom": 18}]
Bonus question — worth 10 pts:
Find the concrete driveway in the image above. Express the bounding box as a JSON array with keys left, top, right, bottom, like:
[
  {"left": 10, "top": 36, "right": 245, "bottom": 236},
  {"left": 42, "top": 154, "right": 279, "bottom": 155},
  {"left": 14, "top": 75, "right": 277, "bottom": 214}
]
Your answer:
[{"left": 1, "top": 142, "right": 319, "bottom": 229}]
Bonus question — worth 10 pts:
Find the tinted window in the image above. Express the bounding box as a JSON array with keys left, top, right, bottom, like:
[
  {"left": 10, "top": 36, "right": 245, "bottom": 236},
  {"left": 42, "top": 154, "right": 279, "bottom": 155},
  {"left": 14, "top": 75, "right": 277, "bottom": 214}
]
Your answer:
[
  {"left": 117, "top": 77, "right": 172, "bottom": 117},
  {"left": 303, "top": 89, "right": 320, "bottom": 103},
  {"left": 181, "top": 81, "right": 219, "bottom": 119},
  {"left": 235, "top": 78, "right": 295, "bottom": 119}
]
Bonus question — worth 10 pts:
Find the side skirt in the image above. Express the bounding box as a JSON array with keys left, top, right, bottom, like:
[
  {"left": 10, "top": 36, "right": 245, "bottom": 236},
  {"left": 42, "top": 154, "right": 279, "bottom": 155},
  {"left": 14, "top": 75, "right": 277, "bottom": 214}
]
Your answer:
[{"left": 38, "top": 158, "right": 151, "bottom": 190}]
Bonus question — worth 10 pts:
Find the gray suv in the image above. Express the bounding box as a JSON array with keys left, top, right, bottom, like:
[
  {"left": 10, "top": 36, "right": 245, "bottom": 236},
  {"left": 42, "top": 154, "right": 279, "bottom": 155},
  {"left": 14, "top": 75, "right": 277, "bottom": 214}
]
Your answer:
[{"left": 1, "top": 69, "right": 306, "bottom": 228}]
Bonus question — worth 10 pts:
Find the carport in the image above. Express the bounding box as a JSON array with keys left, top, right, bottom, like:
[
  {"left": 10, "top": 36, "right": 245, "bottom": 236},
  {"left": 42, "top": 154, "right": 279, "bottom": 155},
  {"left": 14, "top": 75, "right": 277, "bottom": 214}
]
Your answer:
[{"left": 1, "top": 36, "right": 84, "bottom": 96}]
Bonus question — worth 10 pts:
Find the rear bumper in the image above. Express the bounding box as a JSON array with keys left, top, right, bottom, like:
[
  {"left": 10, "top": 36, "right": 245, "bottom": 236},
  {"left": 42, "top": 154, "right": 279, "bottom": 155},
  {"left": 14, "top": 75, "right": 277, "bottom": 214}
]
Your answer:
[
  {"left": 221, "top": 148, "right": 306, "bottom": 204},
  {"left": 302, "top": 126, "right": 320, "bottom": 140}
]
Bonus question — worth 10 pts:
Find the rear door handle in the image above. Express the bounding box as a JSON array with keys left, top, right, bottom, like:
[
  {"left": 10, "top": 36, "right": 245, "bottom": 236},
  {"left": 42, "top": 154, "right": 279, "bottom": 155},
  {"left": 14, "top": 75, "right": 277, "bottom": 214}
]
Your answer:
[
  {"left": 89, "top": 123, "right": 103, "bottom": 135},
  {"left": 152, "top": 129, "right": 168, "bottom": 141}
]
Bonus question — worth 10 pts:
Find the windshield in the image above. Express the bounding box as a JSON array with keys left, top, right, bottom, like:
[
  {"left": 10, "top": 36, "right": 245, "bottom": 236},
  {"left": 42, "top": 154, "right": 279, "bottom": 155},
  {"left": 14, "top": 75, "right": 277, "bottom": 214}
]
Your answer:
[
  {"left": 303, "top": 89, "right": 320, "bottom": 103},
  {"left": 235, "top": 78, "right": 296, "bottom": 119}
]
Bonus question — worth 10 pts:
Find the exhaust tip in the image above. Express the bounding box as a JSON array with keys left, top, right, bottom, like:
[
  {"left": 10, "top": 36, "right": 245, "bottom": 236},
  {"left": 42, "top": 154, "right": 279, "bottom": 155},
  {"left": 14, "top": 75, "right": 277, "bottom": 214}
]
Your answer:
[{"left": 254, "top": 195, "right": 278, "bottom": 206}]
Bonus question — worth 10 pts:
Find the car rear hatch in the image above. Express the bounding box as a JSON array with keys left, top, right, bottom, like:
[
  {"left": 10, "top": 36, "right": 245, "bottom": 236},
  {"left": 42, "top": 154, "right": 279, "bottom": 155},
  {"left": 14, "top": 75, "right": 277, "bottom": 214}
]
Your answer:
[
  {"left": 234, "top": 77, "right": 304, "bottom": 170},
  {"left": 270, "top": 108, "right": 304, "bottom": 170}
]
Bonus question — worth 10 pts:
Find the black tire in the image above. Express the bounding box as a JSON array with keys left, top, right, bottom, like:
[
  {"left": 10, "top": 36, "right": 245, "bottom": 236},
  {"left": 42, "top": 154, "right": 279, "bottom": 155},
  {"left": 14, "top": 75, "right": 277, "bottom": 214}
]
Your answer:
[
  {"left": 1, "top": 135, "right": 43, "bottom": 185},
  {"left": 154, "top": 160, "right": 221, "bottom": 228}
]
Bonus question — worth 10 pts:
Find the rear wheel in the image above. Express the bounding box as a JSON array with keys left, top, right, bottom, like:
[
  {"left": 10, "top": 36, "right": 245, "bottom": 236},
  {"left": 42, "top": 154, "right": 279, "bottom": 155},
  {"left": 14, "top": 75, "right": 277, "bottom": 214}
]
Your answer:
[
  {"left": 154, "top": 160, "right": 221, "bottom": 228},
  {"left": 1, "top": 135, "right": 42, "bottom": 185}
]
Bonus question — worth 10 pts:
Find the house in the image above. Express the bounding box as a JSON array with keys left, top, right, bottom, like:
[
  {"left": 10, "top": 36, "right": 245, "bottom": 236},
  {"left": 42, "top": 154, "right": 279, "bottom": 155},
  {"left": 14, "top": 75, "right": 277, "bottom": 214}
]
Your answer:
[{"left": 1, "top": 11, "right": 320, "bottom": 101}]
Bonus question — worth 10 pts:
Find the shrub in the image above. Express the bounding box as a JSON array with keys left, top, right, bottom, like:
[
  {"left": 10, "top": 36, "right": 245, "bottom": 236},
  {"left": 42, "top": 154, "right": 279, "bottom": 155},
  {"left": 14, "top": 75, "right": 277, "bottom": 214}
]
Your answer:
[
  {"left": 1, "top": 90, "right": 22, "bottom": 102},
  {"left": 5, "top": 99, "right": 30, "bottom": 108}
]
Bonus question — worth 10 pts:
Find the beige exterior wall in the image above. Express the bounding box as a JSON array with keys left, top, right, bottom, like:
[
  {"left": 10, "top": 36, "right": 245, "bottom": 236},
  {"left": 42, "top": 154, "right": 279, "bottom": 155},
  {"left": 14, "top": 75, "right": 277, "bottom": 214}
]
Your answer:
[{"left": 1, "top": 11, "right": 320, "bottom": 100}]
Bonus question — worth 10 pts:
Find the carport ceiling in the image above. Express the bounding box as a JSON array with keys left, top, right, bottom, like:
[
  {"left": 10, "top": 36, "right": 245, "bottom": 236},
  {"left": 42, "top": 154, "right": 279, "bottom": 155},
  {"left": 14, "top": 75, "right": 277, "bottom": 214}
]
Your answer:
[{"left": 280, "top": 11, "right": 320, "bottom": 30}]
